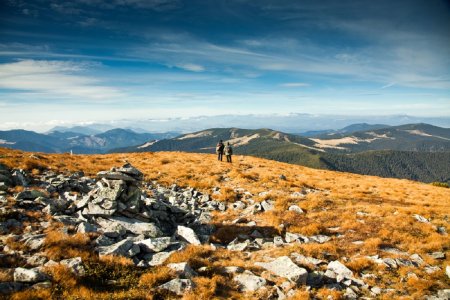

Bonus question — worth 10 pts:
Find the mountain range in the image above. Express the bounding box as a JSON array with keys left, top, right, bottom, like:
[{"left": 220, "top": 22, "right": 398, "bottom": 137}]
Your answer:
[
  {"left": 1, "top": 123, "right": 449, "bottom": 184},
  {"left": 111, "top": 123, "right": 450, "bottom": 184},
  {"left": 0, "top": 128, "right": 179, "bottom": 154}
]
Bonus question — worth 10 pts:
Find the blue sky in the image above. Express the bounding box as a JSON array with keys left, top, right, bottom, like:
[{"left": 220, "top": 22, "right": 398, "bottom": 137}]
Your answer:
[{"left": 0, "top": 0, "right": 449, "bottom": 131}]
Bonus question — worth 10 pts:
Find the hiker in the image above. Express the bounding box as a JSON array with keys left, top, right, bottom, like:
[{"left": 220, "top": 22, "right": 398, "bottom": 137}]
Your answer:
[
  {"left": 216, "top": 140, "right": 225, "bottom": 161},
  {"left": 225, "top": 142, "right": 233, "bottom": 163}
]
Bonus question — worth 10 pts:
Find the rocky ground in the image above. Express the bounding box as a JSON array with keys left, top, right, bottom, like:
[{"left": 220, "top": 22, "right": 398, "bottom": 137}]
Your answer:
[{"left": 0, "top": 159, "right": 449, "bottom": 299}]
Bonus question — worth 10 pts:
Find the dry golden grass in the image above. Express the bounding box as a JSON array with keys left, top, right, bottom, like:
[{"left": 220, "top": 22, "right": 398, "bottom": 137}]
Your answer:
[{"left": 0, "top": 147, "right": 449, "bottom": 299}]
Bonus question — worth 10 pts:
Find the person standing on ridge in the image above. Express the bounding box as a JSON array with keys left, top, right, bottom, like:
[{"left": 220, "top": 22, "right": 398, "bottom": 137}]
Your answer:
[
  {"left": 225, "top": 142, "right": 233, "bottom": 163},
  {"left": 216, "top": 140, "right": 225, "bottom": 161}
]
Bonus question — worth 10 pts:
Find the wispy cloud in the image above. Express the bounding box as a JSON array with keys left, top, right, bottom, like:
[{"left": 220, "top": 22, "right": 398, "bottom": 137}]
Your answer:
[
  {"left": 0, "top": 60, "right": 124, "bottom": 100},
  {"left": 174, "top": 63, "right": 205, "bottom": 72}
]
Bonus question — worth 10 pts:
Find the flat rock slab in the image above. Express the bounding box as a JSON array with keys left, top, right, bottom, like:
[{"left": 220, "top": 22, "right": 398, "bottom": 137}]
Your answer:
[
  {"left": 97, "top": 171, "right": 137, "bottom": 182},
  {"left": 255, "top": 256, "right": 308, "bottom": 285},
  {"left": 97, "top": 216, "right": 162, "bottom": 238},
  {"left": 97, "top": 238, "right": 134, "bottom": 257}
]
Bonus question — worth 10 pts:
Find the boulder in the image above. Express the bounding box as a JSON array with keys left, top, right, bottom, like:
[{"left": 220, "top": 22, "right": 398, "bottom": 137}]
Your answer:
[
  {"left": 327, "top": 261, "right": 353, "bottom": 282},
  {"left": 157, "top": 279, "right": 195, "bottom": 296},
  {"left": 97, "top": 238, "right": 134, "bottom": 257},
  {"left": 176, "top": 225, "right": 201, "bottom": 245},
  {"left": 255, "top": 256, "right": 308, "bottom": 285},
  {"left": 234, "top": 271, "right": 267, "bottom": 291},
  {"left": 14, "top": 267, "right": 46, "bottom": 283}
]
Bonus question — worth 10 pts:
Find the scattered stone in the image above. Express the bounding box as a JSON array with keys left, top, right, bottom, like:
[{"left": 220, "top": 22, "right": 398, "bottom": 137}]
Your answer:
[
  {"left": 227, "top": 238, "right": 249, "bottom": 251},
  {"left": 234, "top": 271, "right": 267, "bottom": 291},
  {"left": 15, "top": 190, "right": 46, "bottom": 200},
  {"left": 327, "top": 261, "right": 353, "bottom": 282},
  {"left": 14, "top": 267, "right": 46, "bottom": 283},
  {"left": 413, "top": 214, "right": 429, "bottom": 223},
  {"left": 310, "top": 235, "right": 331, "bottom": 244},
  {"left": 446, "top": 266, "right": 450, "bottom": 279},
  {"left": 168, "top": 262, "right": 197, "bottom": 278},
  {"left": 147, "top": 251, "right": 174, "bottom": 266},
  {"left": 176, "top": 225, "right": 201, "bottom": 245},
  {"left": 255, "top": 256, "right": 308, "bottom": 285},
  {"left": 261, "top": 200, "right": 274, "bottom": 212},
  {"left": 98, "top": 238, "right": 134, "bottom": 257},
  {"left": 157, "top": 279, "right": 194, "bottom": 296},
  {"left": 288, "top": 205, "right": 304, "bottom": 214},
  {"left": 429, "top": 252, "right": 445, "bottom": 260},
  {"left": 279, "top": 174, "right": 286, "bottom": 180}
]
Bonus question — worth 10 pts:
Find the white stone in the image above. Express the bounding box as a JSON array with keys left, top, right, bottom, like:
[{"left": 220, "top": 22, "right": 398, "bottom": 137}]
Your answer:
[
  {"left": 14, "top": 268, "right": 46, "bottom": 283},
  {"left": 288, "top": 205, "right": 304, "bottom": 214},
  {"left": 234, "top": 271, "right": 267, "bottom": 291},
  {"left": 176, "top": 225, "right": 201, "bottom": 245},
  {"left": 157, "top": 279, "right": 194, "bottom": 296},
  {"left": 327, "top": 261, "right": 353, "bottom": 280},
  {"left": 255, "top": 256, "right": 308, "bottom": 285},
  {"left": 168, "top": 262, "right": 197, "bottom": 279}
]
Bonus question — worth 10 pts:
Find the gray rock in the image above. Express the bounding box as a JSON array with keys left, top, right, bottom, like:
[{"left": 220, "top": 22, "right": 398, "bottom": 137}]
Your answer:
[
  {"left": 97, "top": 171, "right": 137, "bottom": 182},
  {"left": 136, "top": 237, "right": 172, "bottom": 253},
  {"left": 97, "top": 238, "right": 134, "bottom": 257},
  {"left": 371, "top": 286, "right": 382, "bottom": 295},
  {"left": 255, "top": 256, "right": 308, "bottom": 285},
  {"left": 285, "top": 232, "right": 300, "bottom": 243},
  {"left": 168, "top": 262, "right": 197, "bottom": 279},
  {"left": 413, "top": 214, "right": 429, "bottom": 223},
  {"left": 429, "top": 252, "right": 445, "bottom": 259},
  {"left": 157, "top": 279, "right": 195, "bottom": 296},
  {"left": 291, "top": 253, "right": 324, "bottom": 266},
  {"left": 446, "top": 266, "right": 450, "bottom": 279},
  {"left": 221, "top": 266, "right": 244, "bottom": 274},
  {"left": 344, "top": 287, "right": 358, "bottom": 299},
  {"left": 410, "top": 253, "right": 424, "bottom": 266},
  {"left": 310, "top": 235, "right": 331, "bottom": 244},
  {"left": 146, "top": 251, "right": 174, "bottom": 266},
  {"left": 176, "top": 225, "right": 201, "bottom": 245},
  {"left": 97, "top": 217, "right": 162, "bottom": 238},
  {"left": 12, "top": 169, "right": 30, "bottom": 186},
  {"left": 15, "top": 190, "right": 46, "bottom": 200},
  {"left": 327, "top": 261, "right": 353, "bottom": 282},
  {"left": 14, "top": 267, "right": 47, "bottom": 283},
  {"left": 274, "top": 236, "right": 284, "bottom": 246},
  {"left": 0, "top": 282, "right": 26, "bottom": 294},
  {"left": 127, "top": 244, "right": 141, "bottom": 257},
  {"left": 115, "top": 163, "right": 143, "bottom": 180},
  {"left": 60, "top": 257, "right": 85, "bottom": 277},
  {"left": 227, "top": 238, "right": 249, "bottom": 251},
  {"left": 261, "top": 200, "right": 274, "bottom": 211},
  {"left": 77, "top": 222, "right": 98, "bottom": 233},
  {"left": 234, "top": 271, "right": 267, "bottom": 291},
  {"left": 425, "top": 266, "right": 441, "bottom": 274},
  {"left": 288, "top": 205, "right": 304, "bottom": 214}
]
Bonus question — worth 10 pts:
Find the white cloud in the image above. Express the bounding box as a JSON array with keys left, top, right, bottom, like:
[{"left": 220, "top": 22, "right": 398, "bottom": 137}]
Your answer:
[
  {"left": 0, "top": 59, "right": 123, "bottom": 100},
  {"left": 175, "top": 63, "right": 205, "bottom": 72}
]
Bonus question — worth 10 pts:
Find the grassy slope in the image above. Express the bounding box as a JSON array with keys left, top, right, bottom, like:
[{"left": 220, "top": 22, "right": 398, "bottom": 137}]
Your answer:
[{"left": 1, "top": 147, "right": 449, "bottom": 299}]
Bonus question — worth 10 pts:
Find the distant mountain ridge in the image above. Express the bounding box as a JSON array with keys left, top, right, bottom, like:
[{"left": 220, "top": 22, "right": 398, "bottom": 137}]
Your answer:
[
  {"left": 110, "top": 124, "right": 450, "bottom": 184},
  {"left": 0, "top": 128, "right": 180, "bottom": 154}
]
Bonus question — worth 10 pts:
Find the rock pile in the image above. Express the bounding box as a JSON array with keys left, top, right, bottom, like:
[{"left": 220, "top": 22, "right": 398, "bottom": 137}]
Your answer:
[{"left": 0, "top": 163, "right": 448, "bottom": 299}]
